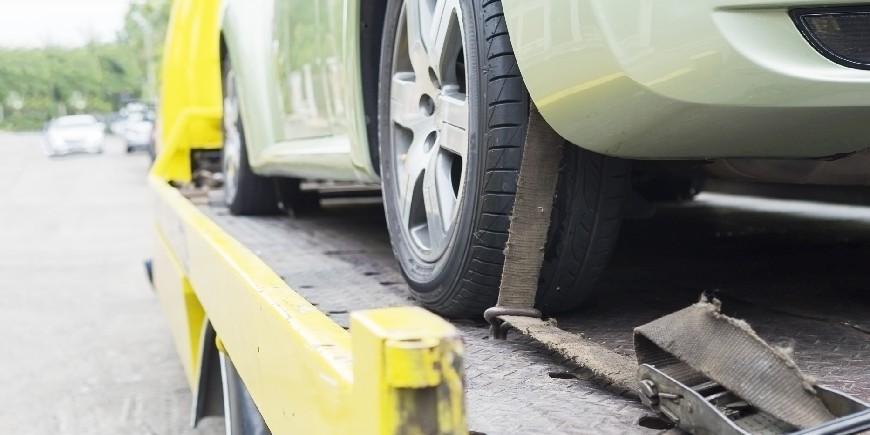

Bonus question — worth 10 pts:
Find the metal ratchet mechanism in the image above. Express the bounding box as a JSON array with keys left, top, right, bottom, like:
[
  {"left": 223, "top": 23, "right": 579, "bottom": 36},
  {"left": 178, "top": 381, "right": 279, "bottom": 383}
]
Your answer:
[{"left": 638, "top": 364, "right": 870, "bottom": 435}]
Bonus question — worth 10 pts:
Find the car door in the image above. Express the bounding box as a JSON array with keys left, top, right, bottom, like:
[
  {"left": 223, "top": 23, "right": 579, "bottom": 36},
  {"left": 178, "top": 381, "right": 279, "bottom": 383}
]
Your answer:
[
  {"left": 312, "top": 0, "right": 380, "bottom": 177},
  {"left": 317, "top": 0, "right": 350, "bottom": 135},
  {"left": 272, "top": 0, "right": 332, "bottom": 141}
]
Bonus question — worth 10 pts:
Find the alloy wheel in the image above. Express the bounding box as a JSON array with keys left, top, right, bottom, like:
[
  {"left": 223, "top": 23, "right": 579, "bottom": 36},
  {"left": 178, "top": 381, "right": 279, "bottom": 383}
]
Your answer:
[{"left": 389, "top": 0, "right": 469, "bottom": 262}]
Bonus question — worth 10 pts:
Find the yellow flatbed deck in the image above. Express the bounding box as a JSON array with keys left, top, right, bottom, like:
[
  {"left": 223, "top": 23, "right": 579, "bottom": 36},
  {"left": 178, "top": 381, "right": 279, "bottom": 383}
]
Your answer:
[{"left": 152, "top": 176, "right": 869, "bottom": 433}]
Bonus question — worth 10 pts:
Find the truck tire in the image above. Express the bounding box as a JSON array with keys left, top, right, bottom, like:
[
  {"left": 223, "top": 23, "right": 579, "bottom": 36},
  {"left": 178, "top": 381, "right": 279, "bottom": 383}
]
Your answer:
[
  {"left": 219, "top": 353, "right": 270, "bottom": 435},
  {"left": 378, "top": 0, "right": 630, "bottom": 317},
  {"left": 221, "top": 56, "right": 306, "bottom": 216}
]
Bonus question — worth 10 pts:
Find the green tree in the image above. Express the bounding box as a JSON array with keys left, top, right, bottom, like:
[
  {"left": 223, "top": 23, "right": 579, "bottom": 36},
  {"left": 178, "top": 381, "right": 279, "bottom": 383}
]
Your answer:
[
  {"left": 0, "top": 0, "right": 170, "bottom": 131},
  {"left": 118, "top": 0, "right": 171, "bottom": 100}
]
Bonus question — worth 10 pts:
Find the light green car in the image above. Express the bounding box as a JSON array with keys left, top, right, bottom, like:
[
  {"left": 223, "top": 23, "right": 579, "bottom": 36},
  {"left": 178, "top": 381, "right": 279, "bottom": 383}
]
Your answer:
[{"left": 219, "top": 0, "right": 870, "bottom": 317}]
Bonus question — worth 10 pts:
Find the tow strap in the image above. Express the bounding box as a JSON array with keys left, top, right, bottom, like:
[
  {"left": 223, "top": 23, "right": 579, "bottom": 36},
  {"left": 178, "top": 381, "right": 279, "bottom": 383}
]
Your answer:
[
  {"left": 485, "top": 104, "right": 870, "bottom": 434},
  {"left": 482, "top": 102, "right": 562, "bottom": 328},
  {"left": 635, "top": 298, "right": 870, "bottom": 434}
]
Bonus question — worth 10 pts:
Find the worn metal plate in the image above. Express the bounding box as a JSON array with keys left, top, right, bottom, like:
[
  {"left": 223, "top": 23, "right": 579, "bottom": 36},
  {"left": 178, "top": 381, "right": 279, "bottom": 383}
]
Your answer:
[{"left": 202, "top": 191, "right": 870, "bottom": 433}]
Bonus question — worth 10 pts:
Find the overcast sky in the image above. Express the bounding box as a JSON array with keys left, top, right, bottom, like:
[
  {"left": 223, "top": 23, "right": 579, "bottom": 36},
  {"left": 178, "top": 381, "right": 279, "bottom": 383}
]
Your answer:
[{"left": 0, "top": 0, "right": 131, "bottom": 48}]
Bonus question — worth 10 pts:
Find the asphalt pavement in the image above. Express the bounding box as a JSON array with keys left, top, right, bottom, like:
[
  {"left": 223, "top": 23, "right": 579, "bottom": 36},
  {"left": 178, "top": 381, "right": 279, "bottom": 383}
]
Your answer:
[{"left": 0, "top": 133, "right": 222, "bottom": 434}]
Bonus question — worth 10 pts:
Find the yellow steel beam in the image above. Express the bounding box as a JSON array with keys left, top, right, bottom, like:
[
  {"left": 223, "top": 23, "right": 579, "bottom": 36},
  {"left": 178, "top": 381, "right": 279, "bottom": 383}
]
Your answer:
[
  {"left": 352, "top": 308, "right": 466, "bottom": 434},
  {"left": 153, "top": 0, "right": 223, "bottom": 183},
  {"left": 151, "top": 106, "right": 222, "bottom": 183},
  {"left": 150, "top": 175, "right": 466, "bottom": 433}
]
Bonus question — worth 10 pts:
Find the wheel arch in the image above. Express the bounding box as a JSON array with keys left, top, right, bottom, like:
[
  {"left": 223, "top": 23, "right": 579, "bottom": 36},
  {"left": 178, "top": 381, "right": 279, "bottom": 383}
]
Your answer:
[{"left": 358, "top": 0, "right": 389, "bottom": 176}]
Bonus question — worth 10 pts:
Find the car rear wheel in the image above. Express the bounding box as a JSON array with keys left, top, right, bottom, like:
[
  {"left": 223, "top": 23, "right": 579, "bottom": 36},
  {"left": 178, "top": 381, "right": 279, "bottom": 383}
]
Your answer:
[
  {"left": 221, "top": 56, "right": 302, "bottom": 216},
  {"left": 379, "top": 0, "right": 630, "bottom": 318}
]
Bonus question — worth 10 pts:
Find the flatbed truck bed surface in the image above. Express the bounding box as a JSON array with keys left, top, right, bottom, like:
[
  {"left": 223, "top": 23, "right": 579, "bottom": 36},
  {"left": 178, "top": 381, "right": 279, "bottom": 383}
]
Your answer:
[{"left": 159, "top": 184, "right": 868, "bottom": 433}]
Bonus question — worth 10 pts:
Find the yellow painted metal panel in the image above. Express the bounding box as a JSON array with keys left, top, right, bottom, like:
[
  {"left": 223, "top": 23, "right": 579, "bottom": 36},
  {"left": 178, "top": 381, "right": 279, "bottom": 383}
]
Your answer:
[
  {"left": 352, "top": 308, "right": 466, "bottom": 435},
  {"left": 150, "top": 174, "right": 467, "bottom": 433},
  {"left": 151, "top": 222, "right": 206, "bottom": 391},
  {"left": 152, "top": 0, "right": 468, "bottom": 431},
  {"left": 150, "top": 175, "right": 354, "bottom": 432},
  {"left": 153, "top": 0, "right": 223, "bottom": 183}
]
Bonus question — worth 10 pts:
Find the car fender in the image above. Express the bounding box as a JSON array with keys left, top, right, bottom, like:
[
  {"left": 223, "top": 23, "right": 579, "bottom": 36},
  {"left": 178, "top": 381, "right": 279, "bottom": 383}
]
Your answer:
[{"left": 220, "top": 0, "right": 284, "bottom": 171}]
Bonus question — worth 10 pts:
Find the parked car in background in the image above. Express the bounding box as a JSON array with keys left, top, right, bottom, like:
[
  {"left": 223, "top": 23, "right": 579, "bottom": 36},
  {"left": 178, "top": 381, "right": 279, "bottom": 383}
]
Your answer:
[
  {"left": 147, "top": 117, "right": 159, "bottom": 161},
  {"left": 123, "top": 110, "right": 156, "bottom": 153},
  {"left": 43, "top": 115, "right": 105, "bottom": 156},
  {"left": 108, "top": 112, "right": 127, "bottom": 136}
]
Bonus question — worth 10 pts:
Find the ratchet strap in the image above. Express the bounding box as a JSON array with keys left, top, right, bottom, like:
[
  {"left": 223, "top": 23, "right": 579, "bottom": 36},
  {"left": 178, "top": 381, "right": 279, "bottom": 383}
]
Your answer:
[
  {"left": 483, "top": 102, "right": 563, "bottom": 333},
  {"left": 485, "top": 103, "right": 869, "bottom": 434},
  {"left": 483, "top": 102, "right": 638, "bottom": 393},
  {"left": 635, "top": 298, "right": 834, "bottom": 429},
  {"left": 634, "top": 298, "right": 870, "bottom": 434}
]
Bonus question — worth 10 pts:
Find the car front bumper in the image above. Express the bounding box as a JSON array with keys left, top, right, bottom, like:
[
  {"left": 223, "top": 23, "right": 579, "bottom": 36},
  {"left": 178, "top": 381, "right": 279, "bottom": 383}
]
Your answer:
[
  {"left": 46, "top": 139, "right": 103, "bottom": 155},
  {"left": 503, "top": 0, "right": 870, "bottom": 159}
]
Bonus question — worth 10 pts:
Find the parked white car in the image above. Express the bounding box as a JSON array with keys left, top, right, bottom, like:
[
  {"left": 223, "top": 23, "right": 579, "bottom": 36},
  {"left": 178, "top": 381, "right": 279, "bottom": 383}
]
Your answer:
[
  {"left": 123, "top": 111, "right": 156, "bottom": 153},
  {"left": 43, "top": 115, "right": 105, "bottom": 156}
]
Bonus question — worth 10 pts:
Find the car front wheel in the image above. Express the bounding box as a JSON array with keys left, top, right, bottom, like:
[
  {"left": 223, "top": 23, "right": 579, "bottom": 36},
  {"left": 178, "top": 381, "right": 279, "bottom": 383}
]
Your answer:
[{"left": 379, "top": 0, "right": 630, "bottom": 318}]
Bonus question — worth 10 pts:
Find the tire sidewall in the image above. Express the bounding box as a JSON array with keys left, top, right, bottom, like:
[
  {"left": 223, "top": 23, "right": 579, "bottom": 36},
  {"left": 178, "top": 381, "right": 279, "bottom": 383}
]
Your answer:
[{"left": 379, "top": 0, "right": 484, "bottom": 303}]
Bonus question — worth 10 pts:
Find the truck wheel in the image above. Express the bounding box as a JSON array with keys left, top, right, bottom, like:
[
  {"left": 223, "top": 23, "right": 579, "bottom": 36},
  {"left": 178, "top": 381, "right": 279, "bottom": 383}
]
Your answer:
[
  {"left": 221, "top": 57, "right": 296, "bottom": 215},
  {"left": 219, "top": 353, "right": 270, "bottom": 435},
  {"left": 378, "top": 0, "right": 630, "bottom": 317}
]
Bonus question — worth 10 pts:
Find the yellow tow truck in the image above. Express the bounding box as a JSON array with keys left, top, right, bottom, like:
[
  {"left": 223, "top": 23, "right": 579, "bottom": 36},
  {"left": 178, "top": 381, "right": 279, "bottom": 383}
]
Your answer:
[{"left": 149, "top": 0, "right": 869, "bottom": 434}]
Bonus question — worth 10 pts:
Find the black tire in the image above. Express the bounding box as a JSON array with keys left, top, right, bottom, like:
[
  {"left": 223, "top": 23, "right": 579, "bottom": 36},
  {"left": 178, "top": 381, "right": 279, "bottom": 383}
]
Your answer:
[
  {"left": 634, "top": 177, "right": 700, "bottom": 202},
  {"left": 536, "top": 146, "right": 630, "bottom": 313},
  {"left": 221, "top": 56, "right": 301, "bottom": 216},
  {"left": 125, "top": 144, "right": 133, "bottom": 153},
  {"left": 379, "top": 0, "right": 630, "bottom": 318},
  {"left": 219, "top": 353, "right": 271, "bottom": 435}
]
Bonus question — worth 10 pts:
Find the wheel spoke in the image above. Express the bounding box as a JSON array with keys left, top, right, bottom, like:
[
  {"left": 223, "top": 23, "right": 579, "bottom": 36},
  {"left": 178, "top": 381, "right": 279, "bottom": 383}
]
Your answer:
[
  {"left": 398, "top": 134, "right": 428, "bottom": 222},
  {"left": 404, "top": 1, "right": 431, "bottom": 79},
  {"left": 390, "top": 73, "right": 423, "bottom": 130},
  {"left": 222, "top": 75, "right": 242, "bottom": 202},
  {"left": 437, "top": 89, "right": 468, "bottom": 157},
  {"left": 405, "top": 0, "right": 425, "bottom": 52},
  {"left": 422, "top": 149, "right": 448, "bottom": 250},
  {"left": 223, "top": 99, "right": 235, "bottom": 132},
  {"left": 427, "top": 0, "right": 461, "bottom": 82},
  {"left": 434, "top": 151, "right": 458, "bottom": 228},
  {"left": 223, "top": 76, "right": 239, "bottom": 132}
]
